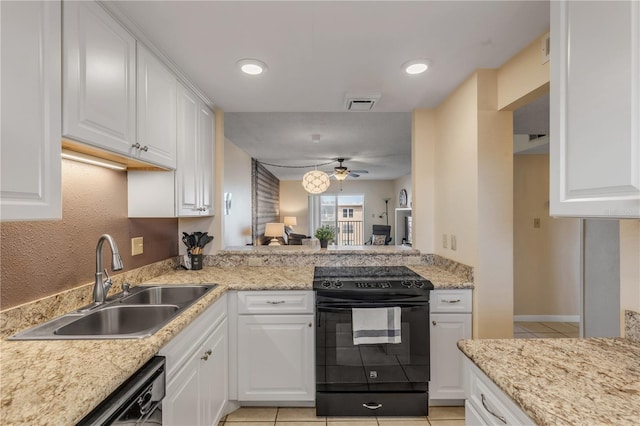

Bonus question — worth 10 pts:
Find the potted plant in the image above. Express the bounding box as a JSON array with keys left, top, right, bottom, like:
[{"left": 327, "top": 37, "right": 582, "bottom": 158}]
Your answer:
[{"left": 315, "top": 225, "right": 335, "bottom": 249}]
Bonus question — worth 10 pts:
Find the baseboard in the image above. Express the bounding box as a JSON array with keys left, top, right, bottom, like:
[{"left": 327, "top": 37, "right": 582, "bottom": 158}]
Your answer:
[{"left": 514, "top": 315, "right": 580, "bottom": 323}]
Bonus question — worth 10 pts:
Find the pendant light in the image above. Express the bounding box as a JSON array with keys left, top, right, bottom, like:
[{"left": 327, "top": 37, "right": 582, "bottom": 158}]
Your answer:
[{"left": 302, "top": 169, "right": 330, "bottom": 194}]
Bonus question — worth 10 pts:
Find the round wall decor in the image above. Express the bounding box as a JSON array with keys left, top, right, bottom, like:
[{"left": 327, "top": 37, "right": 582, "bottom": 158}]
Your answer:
[{"left": 399, "top": 188, "right": 408, "bottom": 207}]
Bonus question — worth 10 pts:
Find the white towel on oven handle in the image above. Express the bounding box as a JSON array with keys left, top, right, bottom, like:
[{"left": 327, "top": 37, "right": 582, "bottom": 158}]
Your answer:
[{"left": 352, "top": 307, "right": 401, "bottom": 345}]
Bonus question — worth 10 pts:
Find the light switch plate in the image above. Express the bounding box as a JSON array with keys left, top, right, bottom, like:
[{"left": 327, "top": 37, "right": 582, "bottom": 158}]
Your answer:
[
  {"left": 451, "top": 235, "right": 457, "bottom": 251},
  {"left": 131, "top": 237, "right": 144, "bottom": 256},
  {"left": 442, "top": 234, "right": 448, "bottom": 249}
]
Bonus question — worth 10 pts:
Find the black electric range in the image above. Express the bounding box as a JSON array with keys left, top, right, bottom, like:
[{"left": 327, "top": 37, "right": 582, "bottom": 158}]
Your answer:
[{"left": 314, "top": 266, "right": 434, "bottom": 417}]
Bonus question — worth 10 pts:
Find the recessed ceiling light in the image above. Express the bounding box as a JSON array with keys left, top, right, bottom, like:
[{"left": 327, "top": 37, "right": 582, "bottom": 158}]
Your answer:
[
  {"left": 402, "top": 59, "right": 430, "bottom": 75},
  {"left": 237, "top": 58, "right": 267, "bottom": 75}
]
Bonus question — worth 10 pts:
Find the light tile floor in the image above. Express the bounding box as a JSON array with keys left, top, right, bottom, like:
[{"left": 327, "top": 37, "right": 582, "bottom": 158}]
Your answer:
[
  {"left": 219, "top": 406, "right": 465, "bottom": 426},
  {"left": 514, "top": 321, "right": 579, "bottom": 339}
]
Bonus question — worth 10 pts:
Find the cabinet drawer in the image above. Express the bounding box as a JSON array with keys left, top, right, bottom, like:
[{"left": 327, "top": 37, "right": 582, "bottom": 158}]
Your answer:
[
  {"left": 466, "top": 360, "right": 534, "bottom": 425},
  {"left": 431, "top": 289, "right": 472, "bottom": 313},
  {"left": 237, "top": 291, "right": 313, "bottom": 314}
]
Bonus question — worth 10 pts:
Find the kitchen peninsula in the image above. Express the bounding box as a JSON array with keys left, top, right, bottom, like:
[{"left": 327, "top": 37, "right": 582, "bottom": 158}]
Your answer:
[{"left": 0, "top": 248, "right": 471, "bottom": 425}]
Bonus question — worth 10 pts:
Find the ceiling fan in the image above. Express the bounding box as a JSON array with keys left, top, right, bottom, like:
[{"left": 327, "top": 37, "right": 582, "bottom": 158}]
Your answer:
[{"left": 329, "top": 158, "right": 369, "bottom": 181}]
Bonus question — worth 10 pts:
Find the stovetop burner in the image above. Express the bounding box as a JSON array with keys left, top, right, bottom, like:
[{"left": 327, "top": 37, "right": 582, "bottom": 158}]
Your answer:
[{"left": 313, "top": 266, "right": 433, "bottom": 292}]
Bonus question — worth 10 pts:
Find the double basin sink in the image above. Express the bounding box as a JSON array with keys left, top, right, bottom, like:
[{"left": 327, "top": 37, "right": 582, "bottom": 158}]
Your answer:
[{"left": 10, "top": 284, "right": 217, "bottom": 340}]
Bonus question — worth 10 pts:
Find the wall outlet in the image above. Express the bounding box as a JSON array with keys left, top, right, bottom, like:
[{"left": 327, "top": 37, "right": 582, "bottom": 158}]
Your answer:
[
  {"left": 533, "top": 218, "right": 541, "bottom": 228},
  {"left": 442, "top": 234, "right": 448, "bottom": 249},
  {"left": 131, "top": 237, "right": 144, "bottom": 256},
  {"left": 451, "top": 235, "right": 457, "bottom": 251}
]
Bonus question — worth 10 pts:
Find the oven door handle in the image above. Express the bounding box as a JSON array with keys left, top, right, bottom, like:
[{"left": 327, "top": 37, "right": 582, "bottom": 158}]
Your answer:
[{"left": 316, "top": 304, "right": 427, "bottom": 312}]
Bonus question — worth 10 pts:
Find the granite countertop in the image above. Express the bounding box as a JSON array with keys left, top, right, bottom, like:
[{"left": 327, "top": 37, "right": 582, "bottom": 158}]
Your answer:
[
  {"left": 458, "top": 338, "right": 640, "bottom": 426},
  {"left": 0, "top": 264, "right": 471, "bottom": 425}
]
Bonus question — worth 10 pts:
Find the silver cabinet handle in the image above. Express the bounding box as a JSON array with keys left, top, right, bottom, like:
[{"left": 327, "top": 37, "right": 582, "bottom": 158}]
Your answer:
[
  {"left": 201, "top": 349, "right": 212, "bottom": 361},
  {"left": 308, "top": 322, "right": 312, "bottom": 327},
  {"left": 266, "top": 300, "right": 285, "bottom": 304},
  {"left": 131, "top": 143, "right": 141, "bottom": 149},
  {"left": 362, "top": 403, "right": 382, "bottom": 410},
  {"left": 141, "top": 145, "right": 149, "bottom": 152},
  {"left": 481, "top": 394, "right": 507, "bottom": 424},
  {"left": 432, "top": 320, "right": 437, "bottom": 326},
  {"left": 443, "top": 299, "right": 461, "bottom": 303}
]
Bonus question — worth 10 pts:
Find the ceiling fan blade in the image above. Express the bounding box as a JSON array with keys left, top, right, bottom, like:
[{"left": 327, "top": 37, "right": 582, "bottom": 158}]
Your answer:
[
  {"left": 348, "top": 172, "right": 361, "bottom": 178},
  {"left": 349, "top": 170, "right": 369, "bottom": 174}
]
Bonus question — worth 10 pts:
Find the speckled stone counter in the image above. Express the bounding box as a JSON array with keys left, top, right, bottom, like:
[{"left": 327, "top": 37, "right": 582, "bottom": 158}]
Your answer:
[
  {"left": 0, "top": 258, "right": 472, "bottom": 425},
  {"left": 458, "top": 338, "right": 640, "bottom": 426}
]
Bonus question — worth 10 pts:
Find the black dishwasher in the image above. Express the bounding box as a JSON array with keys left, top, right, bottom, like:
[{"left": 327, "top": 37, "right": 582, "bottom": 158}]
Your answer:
[{"left": 77, "top": 356, "right": 165, "bottom": 425}]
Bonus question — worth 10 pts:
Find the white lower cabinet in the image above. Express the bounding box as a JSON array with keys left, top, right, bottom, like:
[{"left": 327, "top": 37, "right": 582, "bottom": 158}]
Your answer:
[
  {"left": 161, "top": 295, "right": 228, "bottom": 426},
  {"left": 430, "top": 289, "right": 472, "bottom": 402},
  {"left": 236, "top": 291, "right": 315, "bottom": 402},
  {"left": 464, "top": 358, "right": 534, "bottom": 426}
]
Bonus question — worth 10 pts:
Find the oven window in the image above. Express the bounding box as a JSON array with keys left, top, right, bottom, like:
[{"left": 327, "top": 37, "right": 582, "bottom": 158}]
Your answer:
[{"left": 316, "top": 305, "right": 429, "bottom": 392}]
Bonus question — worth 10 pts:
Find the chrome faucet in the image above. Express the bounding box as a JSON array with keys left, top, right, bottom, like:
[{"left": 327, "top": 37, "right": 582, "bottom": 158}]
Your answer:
[{"left": 93, "top": 234, "right": 124, "bottom": 304}]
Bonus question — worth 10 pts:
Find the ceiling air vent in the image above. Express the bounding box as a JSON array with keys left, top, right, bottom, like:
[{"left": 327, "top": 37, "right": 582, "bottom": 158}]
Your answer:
[{"left": 344, "top": 92, "right": 382, "bottom": 111}]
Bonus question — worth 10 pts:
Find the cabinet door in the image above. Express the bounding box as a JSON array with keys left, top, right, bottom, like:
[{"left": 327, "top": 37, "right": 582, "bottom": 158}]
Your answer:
[
  {"left": 164, "top": 352, "right": 202, "bottom": 426},
  {"left": 137, "top": 45, "right": 177, "bottom": 169},
  {"left": 198, "top": 105, "right": 215, "bottom": 215},
  {"left": 238, "top": 314, "right": 314, "bottom": 401},
  {"left": 200, "top": 319, "right": 228, "bottom": 425},
  {"left": 63, "top": 1, "right": 136, "bottom": 154},
  {"left": 550, "top": 1, "right": 640, "bottom": 218},
  {"left": 430, "top": 313, "right": 471, "bottom": 400},
  {"left": 1, "top": 0, "right": 61, "bottom": 221},
  {"left": 176, "top": 83, "right": 201, "bottom": 216}
]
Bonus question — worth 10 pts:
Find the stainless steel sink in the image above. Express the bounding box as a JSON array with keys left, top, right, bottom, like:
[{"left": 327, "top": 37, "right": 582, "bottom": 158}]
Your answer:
[
  {"left": 54, "top": 305, "right": 179, "bottom": 337},
  {"left": 120, "top": 285, "right": 212, "bottom": 307},
  {"left": 9, "top": 284, "right": 217, "bottom": 340}
]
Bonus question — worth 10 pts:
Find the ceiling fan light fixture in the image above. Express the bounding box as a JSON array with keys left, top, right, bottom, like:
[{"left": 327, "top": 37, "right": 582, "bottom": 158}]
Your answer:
[
  {"left": 334, "top": 171, "right": 348, "bottom": 181},
  {"left": 302, "top": 170, "right": 330, "bottom": 194},
  {"left": 402, "top": 59, "right": 430, "bottom": 75},
  {"left": 238, "top": 58, "right": 267, "bottom": 75}
]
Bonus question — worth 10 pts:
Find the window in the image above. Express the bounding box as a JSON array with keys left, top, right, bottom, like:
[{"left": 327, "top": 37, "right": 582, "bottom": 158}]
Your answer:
[{"left": 310, "top": 194, "right": 365, "bottom": 246}]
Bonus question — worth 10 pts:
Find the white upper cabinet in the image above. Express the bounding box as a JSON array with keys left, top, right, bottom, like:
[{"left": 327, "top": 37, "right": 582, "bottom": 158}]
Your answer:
[
  {"left": 176, "top": 83, "right": 215, "bottom": 216},
  {"left": 136, "top": 45, "right": 177, "bottom": 169},
  {"left": 1, "top": 0, "right": 62, "bottom": 221},
  {"left": 63, "top": 0, "right": 136, "bottom": 155},
  {"left": 550, "top": 1, "right": 640, "bottom": 218},
  {"left": 128, "top": 83, "right": 214, "bottom": 217}
]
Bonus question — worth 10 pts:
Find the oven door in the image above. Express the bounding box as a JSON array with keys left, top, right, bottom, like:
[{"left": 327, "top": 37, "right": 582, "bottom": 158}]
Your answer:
[{"left": 316, "top": 301, "right": 429, "bottom": 393}]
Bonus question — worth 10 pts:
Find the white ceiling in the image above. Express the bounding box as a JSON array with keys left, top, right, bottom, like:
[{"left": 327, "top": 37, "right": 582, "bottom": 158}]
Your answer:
[{"left": 110, "top": 1, "right": 550, "bottom": 180}]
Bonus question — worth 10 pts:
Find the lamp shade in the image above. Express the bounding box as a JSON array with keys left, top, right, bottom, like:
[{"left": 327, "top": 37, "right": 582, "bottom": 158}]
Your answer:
[
  {"left": 264, "top": 223, "right": 284, "bottom": 238},
  {"left": 283, "top": 216, "right": 297, "bottom": 227},
  {"left": 302, "top": 170, "right": 330, "bottom": 194}
]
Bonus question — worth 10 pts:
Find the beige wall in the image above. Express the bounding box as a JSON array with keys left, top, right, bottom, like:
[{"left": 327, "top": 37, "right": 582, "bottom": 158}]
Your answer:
[
  {"left": 0, "top": 160, "right": 178, "bottom": 309},
  {"left": 513, "top": 155, "right": 581, "bottom": 317},
  {"left": 411, "top": 109, "right": 436, "bottom": 253},
  {"left": 413, "top": 70, "right": 514, "bottom": 338},
  {"left": 434, "top": 73, "right": 479, "bottom": 266},
  {"left": 279, "top": 180, "right": 395, "bottom": 238},
  {"left": 223, "top": 138, "right": 252, "bottom": 247},
  {"left": 497, "top": 32, "right": 550, "bottom": 111},
  {"left": 620, "top": 219, "right": 640, "bottom": 335},
  {"left": 475, "top": 69, "right": 515, "bottom": 338}
]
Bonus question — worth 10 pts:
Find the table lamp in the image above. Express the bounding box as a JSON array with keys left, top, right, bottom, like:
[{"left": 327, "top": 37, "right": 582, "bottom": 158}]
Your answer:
[{"left": 264, "top": 223, "right": 285, "bottom": 246}]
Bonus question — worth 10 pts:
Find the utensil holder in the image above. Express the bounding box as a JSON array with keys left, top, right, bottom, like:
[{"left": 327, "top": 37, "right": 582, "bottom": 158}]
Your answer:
[{"left": 190, "top": 254, "right": 203, "bottom": 270}]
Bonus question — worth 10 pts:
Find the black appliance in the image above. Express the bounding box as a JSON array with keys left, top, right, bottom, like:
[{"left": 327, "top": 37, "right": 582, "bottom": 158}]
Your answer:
[
  {"left": 314, "top": 266, "right": 434, "bottom": 417},
  {"left": 77, "top": 356, "right": 165, "bottom": 425}
]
